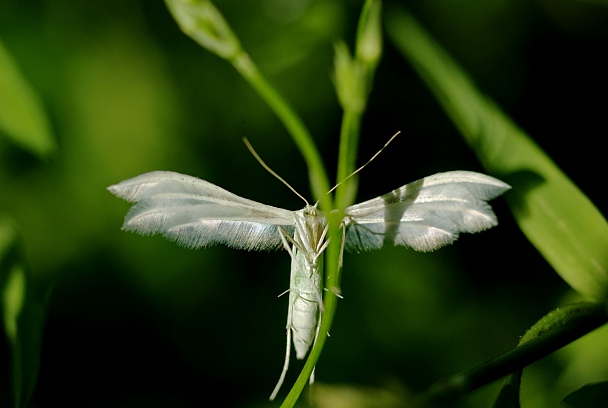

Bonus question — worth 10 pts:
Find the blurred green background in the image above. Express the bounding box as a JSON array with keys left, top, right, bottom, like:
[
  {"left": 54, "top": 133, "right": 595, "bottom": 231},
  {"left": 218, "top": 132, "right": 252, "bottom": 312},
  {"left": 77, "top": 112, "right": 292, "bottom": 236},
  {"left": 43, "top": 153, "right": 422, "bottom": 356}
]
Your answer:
[{"left": 1, "top": 0, "right": 608, "bottom": 406}]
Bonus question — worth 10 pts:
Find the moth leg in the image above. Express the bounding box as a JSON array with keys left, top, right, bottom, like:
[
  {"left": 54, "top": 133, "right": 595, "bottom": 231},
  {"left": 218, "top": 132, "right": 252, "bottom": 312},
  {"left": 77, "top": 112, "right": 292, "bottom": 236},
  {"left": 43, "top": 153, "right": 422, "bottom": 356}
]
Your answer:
[
  {"left": 312, "top": 284, "right": 324, "bottom": 313},
  {"left": 307, "top": 310, "right": 323, "bottom": 391},
  {"left": 270, "top": 308, "right": 293, "bottom": 401},
  {"left": 277, "top": 288, "right": 290, "bottom": 298},
  {"left": 338, "top": 224, "right": 346, "bottom": 268},
  {"left": 324, "top": 286, "right": 343, "bottom": 299},
  {"left": 279, "top": 228, "right": 308, "bottom": 277},
  {"left": 279, "top": 226, "right": 307, "bottom": 262},
  {"left": 278, "top": 226, "right": 296, "bottom": 258},
  {"left": 315, "top": 224, "right": 330, "bottom": 254},
  {"left": 294, "top": 216, "right": 315, "bottom": 255},
  {"left": 308, "top": 367, "right": 315, "bottom": 401},
  {"left": 322, "top": 225, "right": 344, "bottom": 301}
]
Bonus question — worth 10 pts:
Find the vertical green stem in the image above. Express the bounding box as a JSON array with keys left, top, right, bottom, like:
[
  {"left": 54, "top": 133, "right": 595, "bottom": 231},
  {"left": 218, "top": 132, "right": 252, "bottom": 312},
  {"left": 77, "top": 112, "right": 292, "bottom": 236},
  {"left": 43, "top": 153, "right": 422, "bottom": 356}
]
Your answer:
[
  {"left": 164, "top": 0, "right": 332, "bottom": 209},
  {"left": 281, "top": 0, "right": 382, "bottom": 404},
  {"left": 279, "top": 210, "right": 343, "bottom": 408},
  {"left": 335, "top": 110, "right": 361, "bottom": 209}
]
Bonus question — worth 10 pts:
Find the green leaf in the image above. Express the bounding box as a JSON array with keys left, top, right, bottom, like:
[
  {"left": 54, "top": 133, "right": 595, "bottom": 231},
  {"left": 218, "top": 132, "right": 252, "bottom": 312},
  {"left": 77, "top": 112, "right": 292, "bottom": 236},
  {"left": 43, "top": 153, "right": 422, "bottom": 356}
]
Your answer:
[
  {"left": 311, "top": 383, "right": 411, "bottom": 408},
  {"left": 355, "top": 0, "right": 382, "bottom": 88},
  {"left": 562, "top": 381, "right": 608, "bottom": 408},
  {"left": 0, "top": 38, "right": 55, "bottom": 158},
  {"left": 1, "top": 217, "right": 50, "bottom": 407},
  {"left": 492, "top": 376, "right": 521, "bottom": 408},
  {"left": 386, "top": 9, "right": 608, "bottom": 301},
  {"left": 164, "top": 0, "right": 241, "bottom": 61}
]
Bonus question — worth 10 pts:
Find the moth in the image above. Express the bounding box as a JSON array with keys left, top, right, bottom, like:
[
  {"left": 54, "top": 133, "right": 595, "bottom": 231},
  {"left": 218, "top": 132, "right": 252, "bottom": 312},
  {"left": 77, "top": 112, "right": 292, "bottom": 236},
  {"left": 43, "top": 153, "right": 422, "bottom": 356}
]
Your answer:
[{"left": 107, "top": 169, "right": 510, "bottom": 399}]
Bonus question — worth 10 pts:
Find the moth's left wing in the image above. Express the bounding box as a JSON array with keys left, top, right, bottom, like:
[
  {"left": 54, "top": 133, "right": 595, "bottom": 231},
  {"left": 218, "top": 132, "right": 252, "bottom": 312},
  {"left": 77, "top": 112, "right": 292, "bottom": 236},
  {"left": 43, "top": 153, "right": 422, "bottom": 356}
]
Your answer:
[
  {"left": 343, "top": 171, "right": 510, "bottom": 252},
  {"left": 108, "top": 171, "right": 295, "bottom": 251}
]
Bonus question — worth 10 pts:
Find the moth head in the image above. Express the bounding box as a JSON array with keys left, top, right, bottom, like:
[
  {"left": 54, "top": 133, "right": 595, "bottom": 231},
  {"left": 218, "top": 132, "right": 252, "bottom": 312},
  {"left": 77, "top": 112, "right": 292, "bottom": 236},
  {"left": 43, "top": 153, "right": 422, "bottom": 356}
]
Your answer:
[{"left": 303, "top": 203, "right": 319, "bottom": 217}]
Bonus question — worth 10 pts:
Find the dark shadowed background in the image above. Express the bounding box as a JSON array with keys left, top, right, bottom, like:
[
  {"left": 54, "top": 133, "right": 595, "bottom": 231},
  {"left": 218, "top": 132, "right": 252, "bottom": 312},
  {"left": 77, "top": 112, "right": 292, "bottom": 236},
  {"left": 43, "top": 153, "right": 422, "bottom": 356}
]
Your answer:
[{"left": 1, "top": 0, "right": 607, "bottom": 406}]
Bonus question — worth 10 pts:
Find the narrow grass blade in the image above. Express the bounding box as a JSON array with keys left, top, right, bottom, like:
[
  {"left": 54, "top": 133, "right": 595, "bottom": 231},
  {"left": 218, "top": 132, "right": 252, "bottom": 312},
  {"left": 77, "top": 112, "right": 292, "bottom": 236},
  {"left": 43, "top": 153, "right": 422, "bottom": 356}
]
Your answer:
[
  {"left": 1, "top": 218, "right": 50, "bottom": 407},
  {"left": 387, "top": 10, "right": 608, "bottom": 300},
  {"left": 562, "top": 381, "right": 608, "bottom": 408},
  {"left": 0, "top": 38, "right": 55, "bottom": 157}
]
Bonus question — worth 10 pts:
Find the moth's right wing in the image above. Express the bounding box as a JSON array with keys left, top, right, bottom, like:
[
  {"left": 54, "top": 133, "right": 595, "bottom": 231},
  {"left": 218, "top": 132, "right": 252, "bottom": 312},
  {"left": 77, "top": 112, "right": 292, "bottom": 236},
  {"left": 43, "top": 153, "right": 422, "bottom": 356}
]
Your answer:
[
  {"left": 343, "top": 171, "right": 510, "bottom": 252},
  {"left": 108, "top": 171, "right": 295, "bottom": 250}
]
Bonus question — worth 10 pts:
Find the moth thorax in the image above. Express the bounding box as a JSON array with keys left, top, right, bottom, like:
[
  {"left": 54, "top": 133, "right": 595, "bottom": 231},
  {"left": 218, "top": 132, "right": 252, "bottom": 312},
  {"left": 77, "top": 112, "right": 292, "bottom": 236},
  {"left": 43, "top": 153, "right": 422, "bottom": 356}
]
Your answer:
[{"left": 302, "top": 216, "right": 324, "bottom": 246}]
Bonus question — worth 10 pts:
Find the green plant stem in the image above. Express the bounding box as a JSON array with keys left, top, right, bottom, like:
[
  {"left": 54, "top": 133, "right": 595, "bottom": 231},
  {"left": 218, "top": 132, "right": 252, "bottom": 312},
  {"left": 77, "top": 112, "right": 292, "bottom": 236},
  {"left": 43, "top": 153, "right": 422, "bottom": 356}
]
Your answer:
[
  {"left": 164, "top": 0, "right": 332, "bottom": 209},
  {"left": 281, "top": 1, "right": 383, "bottom": 401},
  {"left": 419, "top": 302, "right": 608, "bottom": 405},
  {"left": 334, "top": 0, "right": 381, "bottom": 210},
  {"left": 233, "top": 50, "right": 344, "bottom": 407},
  {"left": 282, "top": 0, "right": 382, "bottom": 403},
  {"left": 232, "top": 53, "right": 332, "bottom": 209},
  {"left": 335, "top": 110, "right": 361, "bottom": 209}
]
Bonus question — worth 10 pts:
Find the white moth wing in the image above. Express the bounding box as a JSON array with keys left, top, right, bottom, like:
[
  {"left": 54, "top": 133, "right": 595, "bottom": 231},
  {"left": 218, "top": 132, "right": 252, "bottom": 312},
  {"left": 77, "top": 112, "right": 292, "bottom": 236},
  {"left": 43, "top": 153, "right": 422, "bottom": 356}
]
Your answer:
[
  {"left": 107, "top": 171, "right": 295, "bottom": 250},
  {"left": 343, "top": 171, "right": 510, "bottom": 252}
]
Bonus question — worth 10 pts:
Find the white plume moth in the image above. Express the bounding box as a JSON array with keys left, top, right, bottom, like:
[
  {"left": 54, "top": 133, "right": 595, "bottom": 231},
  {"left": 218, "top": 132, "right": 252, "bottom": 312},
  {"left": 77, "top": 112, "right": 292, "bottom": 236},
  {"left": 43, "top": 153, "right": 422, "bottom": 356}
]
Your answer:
[{"left": 108, "top": 167, "right": 510, "bottom": 399}]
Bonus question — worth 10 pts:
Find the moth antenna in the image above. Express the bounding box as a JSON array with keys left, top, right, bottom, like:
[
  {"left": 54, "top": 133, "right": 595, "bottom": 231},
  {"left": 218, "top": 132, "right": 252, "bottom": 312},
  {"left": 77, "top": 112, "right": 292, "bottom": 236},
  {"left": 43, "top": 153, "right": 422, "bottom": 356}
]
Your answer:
[
  {"left": 327, "top": 131, "right": 401, "bottom": 195},
  {"left": 243, "top": 138, "right": 310, "bottom": 207},
  {"left": 277, "top": 288, "right": 290, "bottom": 298}
]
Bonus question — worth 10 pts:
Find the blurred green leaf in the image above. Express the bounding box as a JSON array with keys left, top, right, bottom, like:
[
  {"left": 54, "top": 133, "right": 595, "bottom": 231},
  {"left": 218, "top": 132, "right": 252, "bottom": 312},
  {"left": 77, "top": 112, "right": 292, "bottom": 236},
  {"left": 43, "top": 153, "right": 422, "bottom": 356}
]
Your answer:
[
  {"left": 0, "top": 38, "right": 55, "bottom": 158},
  {"left": 311, "top": 383, "right": 411, "bottom": 408},
  {"left": 164, "top": 0, "right": 242, "bottom": 60},
  {"left": 386, "top": 9, "right": 608, "bottom": 301},
  {"left": 561, "top": 381, "right": 608, "bottom": 407},
  {"left": 355, "top": 0, "right": 382, "bottom": 89},
  {"left": 492, "top": 376, "right": 521, "bottom": 408},
  {"left": 1, "top": 217, "right": 49, "bottom": 408},
  {"left": 333, "top": 41, "right": 366, "bottom": 115}
]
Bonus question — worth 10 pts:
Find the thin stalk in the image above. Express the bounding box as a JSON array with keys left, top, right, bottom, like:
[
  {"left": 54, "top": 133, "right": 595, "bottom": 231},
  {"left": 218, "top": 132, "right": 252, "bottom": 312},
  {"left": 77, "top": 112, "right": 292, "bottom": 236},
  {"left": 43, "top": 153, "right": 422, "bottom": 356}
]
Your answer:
[
  {"left": 419, "top": 302, "right": 608, "bottom": 405},
  {"left": 164, "top": 0, "right": 332, "bottom": 209},
  {"left": 231, "top": 54, "right": 332, "bottom": 210},
  {"left": 335, "top": 110, "right": 361, "bottom": 209},
  {"left": 281, "top": 2, "right": 383, "bottom": 400}
]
